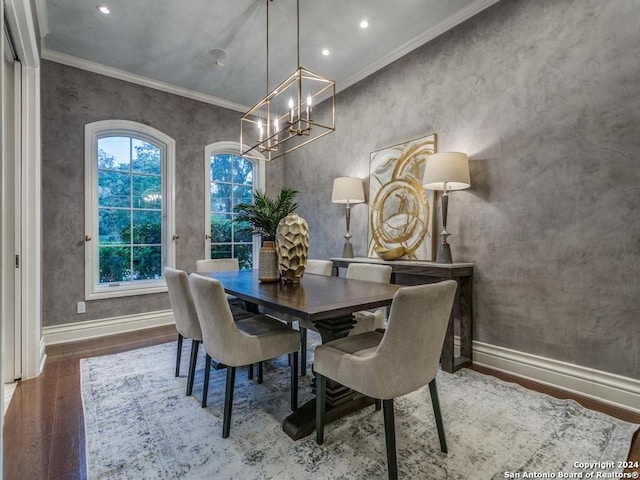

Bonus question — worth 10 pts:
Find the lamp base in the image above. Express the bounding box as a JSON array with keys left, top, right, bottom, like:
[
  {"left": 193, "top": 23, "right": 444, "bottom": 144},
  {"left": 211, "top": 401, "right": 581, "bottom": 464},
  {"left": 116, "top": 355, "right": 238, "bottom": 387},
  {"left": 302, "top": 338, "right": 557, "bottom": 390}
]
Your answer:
[
  {"left": 435, "top": 242, "right": 453, "bottom": 264},
  {"left": 342, "top": 242, "right": 354, "bottom": 258}
]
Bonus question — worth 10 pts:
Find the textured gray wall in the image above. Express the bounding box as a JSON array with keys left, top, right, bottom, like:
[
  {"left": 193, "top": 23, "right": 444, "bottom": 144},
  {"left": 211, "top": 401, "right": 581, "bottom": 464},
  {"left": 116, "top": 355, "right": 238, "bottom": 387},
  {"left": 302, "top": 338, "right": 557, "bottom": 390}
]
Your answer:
[
  {"left": 41, "top": 60, "right": 282, "bottom": 326},
  {"left": 285, "top": 0, "right": 640, "bottom": 377}
]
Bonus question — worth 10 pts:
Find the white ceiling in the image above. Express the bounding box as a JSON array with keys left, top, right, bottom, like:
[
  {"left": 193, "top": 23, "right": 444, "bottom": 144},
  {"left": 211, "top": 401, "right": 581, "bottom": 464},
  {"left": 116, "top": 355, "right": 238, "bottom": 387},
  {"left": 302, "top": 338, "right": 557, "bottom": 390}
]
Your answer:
[{"left": 38, "top": 0, "right": 501, "bottom": 112}]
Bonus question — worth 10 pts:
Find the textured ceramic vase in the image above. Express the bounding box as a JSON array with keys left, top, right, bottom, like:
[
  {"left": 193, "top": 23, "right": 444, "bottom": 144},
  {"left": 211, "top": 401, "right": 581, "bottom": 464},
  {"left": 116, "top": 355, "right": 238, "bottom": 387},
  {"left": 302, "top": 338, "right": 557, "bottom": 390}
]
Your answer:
[
  {"left": 258, "top": 240, "right": 280, "bottom": 283},
  {"left": 276, "top": 213, "right": 309, "bottom": 284}
]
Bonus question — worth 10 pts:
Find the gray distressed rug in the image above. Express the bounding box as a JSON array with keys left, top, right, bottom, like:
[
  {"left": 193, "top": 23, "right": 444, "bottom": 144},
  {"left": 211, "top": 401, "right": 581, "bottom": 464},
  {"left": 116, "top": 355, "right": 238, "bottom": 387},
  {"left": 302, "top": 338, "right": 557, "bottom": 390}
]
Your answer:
[{"left": 80, "top": 339, "right": 637, "bottom": 480}]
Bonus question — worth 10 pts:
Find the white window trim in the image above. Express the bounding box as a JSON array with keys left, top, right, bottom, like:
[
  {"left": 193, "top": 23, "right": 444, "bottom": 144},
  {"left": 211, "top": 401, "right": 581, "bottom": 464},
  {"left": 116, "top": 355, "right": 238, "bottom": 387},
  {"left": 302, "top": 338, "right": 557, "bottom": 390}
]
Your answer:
[
  {"left": 84, "top": 120, "right": 176, "bottom": 300},
  {"left": 204, "top": 141, "right": 265, "bottom": 266}
]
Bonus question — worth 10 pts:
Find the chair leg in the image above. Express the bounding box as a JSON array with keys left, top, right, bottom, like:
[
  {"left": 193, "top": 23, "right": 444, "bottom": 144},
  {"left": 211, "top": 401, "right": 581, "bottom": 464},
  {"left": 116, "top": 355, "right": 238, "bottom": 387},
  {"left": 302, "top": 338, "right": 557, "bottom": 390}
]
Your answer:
[
  {"left": 383, "top": 399, "right": 398, "bottom": 480},
  {"left": 300, "top": 328, "right": 307, "bottom": 376},
  {"left": 202, "top": 354, "right": 212, "bottom": 408},
  {"left": 257, "top": 361, "right": 263, "bottom": 384},
  {"left": 248, "top": 363, "right": 254, "bottom": 380},
  {"left": 316, "top": 373, "right": 326, "bottom": 445},
  {"left": 175, "top": 334, "right": 183, "bottom": 377},
  {"left": 375, "top": 399, "right": 382, "bottom": 411},
  {"left": 428, "top": 378, "right": 448, "bottom": 453},
  {"left": 222, "top": 366, "right": 236, "bottom": 438},
  {"left": 290, "top": 351, "right": 298, "bottom": 410},
  {"left": 186, "top": 340, "right": 200, "bottom": 396}
]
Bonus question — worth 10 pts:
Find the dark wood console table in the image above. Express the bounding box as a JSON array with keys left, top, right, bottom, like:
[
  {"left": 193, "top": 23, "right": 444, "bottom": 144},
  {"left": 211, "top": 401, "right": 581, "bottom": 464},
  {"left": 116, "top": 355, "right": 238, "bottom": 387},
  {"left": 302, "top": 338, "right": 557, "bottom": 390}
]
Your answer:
[{"left": 331, "top": 257, "right": 474, "bottom": 373}]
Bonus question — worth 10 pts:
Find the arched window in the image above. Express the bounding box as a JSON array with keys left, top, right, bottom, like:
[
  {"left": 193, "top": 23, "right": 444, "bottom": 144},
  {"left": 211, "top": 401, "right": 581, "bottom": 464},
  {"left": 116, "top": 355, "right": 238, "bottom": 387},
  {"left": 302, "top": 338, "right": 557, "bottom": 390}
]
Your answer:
[
  {"left": 84, "top": 120, "right": 175, "bottom": 299},
  {"left": 204, "top": 141, "right": 265, "bottom": 269}
]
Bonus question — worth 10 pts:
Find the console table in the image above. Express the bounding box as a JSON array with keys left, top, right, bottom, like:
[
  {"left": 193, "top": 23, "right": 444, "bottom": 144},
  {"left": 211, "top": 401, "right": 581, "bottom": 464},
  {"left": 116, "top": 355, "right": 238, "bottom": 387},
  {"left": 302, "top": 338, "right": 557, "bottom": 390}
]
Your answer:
[{"left": 331, "top": 257, "right": 474, "bottom": 373}]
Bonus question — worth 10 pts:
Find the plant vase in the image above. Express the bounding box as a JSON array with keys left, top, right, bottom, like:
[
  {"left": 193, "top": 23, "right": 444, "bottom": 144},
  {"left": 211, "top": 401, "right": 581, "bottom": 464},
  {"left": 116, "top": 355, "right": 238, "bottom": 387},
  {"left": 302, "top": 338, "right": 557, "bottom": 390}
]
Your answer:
[
  {"left": 258, "top": 240, "right": 280, "bottom": 283},
  {"left": 276, "top": 213, "right": 309, "bottom": 284}
]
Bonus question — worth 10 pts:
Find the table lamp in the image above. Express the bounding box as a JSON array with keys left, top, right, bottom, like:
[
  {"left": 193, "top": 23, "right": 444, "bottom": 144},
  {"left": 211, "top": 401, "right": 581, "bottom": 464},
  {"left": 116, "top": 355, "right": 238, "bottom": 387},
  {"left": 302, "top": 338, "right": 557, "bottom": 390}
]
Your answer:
[
  {"left": 422, "top": 152, "right": 470, "bottom": 263},
  {"left": 332, "top": 177, "right": 365, "bottom": 258}
]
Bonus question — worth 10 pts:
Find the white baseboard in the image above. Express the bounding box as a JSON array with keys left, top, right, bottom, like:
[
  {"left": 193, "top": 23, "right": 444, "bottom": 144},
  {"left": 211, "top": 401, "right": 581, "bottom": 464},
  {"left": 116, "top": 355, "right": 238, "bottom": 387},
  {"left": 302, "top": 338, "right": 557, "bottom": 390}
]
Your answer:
[
  {"left": 469, "top": 339, "right": 640, "bottom": 415},
  {"left": 42, "top": 310, "right": 175, "bottom": 346}
]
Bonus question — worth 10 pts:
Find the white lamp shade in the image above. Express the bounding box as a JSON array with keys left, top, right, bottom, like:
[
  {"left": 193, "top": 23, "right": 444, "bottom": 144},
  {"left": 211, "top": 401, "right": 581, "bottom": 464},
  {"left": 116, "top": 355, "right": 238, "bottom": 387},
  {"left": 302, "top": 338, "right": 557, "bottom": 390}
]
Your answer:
[
  {"left": 422, "top": 152, "right": 471, "bottom": 191},
  {"left": 331, "top": 177, "right": 365, "bottom": 204}
]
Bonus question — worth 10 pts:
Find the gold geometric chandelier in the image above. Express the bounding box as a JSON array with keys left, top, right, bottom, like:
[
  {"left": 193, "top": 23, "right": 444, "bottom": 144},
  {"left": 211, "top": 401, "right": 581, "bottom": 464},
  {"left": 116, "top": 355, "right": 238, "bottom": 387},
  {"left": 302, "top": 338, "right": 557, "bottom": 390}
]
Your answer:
[{"left": 241, "top": 0, "right": 336, "bottom": 161}]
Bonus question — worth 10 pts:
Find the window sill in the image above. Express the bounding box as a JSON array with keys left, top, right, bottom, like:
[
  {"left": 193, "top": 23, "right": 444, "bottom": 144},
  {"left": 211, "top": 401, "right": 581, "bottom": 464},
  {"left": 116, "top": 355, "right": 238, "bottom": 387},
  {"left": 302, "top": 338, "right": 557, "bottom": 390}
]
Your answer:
[{"left": 86, "top": 283, "right": 167, "bottom": 301}]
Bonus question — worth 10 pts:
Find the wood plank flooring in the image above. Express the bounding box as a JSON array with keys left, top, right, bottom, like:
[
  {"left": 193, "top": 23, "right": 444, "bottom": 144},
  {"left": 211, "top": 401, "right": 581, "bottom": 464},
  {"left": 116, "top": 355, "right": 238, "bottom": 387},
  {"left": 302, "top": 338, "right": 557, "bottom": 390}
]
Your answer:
[{"left": 3, "top": 325, "right": 639, "bottom": 479}]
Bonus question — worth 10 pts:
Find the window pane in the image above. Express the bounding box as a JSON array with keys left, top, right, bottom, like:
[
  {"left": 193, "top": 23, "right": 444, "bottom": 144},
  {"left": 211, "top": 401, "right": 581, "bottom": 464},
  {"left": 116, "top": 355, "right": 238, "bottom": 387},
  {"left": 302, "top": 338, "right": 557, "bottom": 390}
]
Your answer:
[
  {"left": 234, "top": 218, "right": 253, "bottom": 242},
  {"left": 99, "top": 246, "right": 131, "bottom": 283},
  {"left": 132, "top": 139, "right": 161, "bottom": 174},
  {"left": 233, "top": 185, "right": 253, "bottom": 207},
  {"left": 210, "top": 183, "right": 232, "bottom": 213},
  {"left": 235, "top": 244, "right": 253, "bottom": 270},
  {"left": 132, "top": 174, "right": 162, "bottom": 209},
  {"left": 211, "top": 244, "right": 232, "bottom": 259},
  {"left": 98, "top": 137, "right": 131, "bottom": 171},
  {"left": 210, "top": 213, "right": 232, "bottom": 243},
  {"left": 133, "top": 246, "right": 162, "bottom": 280},
  {"left": 133, "top": 210, "right": 162, "bottom": 244},
  {"left": 209, "top": 152, "right": 256, "bottom": 270},
  {"left": 211, "top": 155, "right": 232, "bottom": 182},
  {"left": 98, "top": 171, "right": 130, "bottom": 207},
  {"left": 233, "top": 156, "right": 253, "bottom": 185},
  {"left": 99, "top": 209, "right": 131, "bottom": 244}
]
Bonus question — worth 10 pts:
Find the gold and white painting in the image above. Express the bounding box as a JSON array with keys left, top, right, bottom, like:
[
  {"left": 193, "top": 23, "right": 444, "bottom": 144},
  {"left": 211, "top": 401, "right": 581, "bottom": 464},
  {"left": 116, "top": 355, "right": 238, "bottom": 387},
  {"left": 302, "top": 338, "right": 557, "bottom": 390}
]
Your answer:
[{"left": 368, "top": 133, "right": 436, "bottom": 261}]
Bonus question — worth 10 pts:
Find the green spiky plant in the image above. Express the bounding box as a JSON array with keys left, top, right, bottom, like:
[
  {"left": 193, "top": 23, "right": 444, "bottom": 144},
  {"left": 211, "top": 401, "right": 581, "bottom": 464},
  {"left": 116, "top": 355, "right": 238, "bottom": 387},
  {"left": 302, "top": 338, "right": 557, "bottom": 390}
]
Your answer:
[{"left": 234, "top": 187, "right": 299, "bottom": 242}]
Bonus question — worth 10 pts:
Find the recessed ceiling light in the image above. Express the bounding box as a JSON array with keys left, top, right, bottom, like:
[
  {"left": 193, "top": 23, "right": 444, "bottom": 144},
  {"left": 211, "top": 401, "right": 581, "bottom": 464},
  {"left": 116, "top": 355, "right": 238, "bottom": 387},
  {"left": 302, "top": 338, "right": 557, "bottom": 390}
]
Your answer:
[
  {"left": 322, "top": 49, "right": 330, "bottom": 56},
  {"left": 360, "top": 20, "right": 369, "bottom": 29},
  {"left": 97, "top": 4, "right": 110, "bottom": 14}
]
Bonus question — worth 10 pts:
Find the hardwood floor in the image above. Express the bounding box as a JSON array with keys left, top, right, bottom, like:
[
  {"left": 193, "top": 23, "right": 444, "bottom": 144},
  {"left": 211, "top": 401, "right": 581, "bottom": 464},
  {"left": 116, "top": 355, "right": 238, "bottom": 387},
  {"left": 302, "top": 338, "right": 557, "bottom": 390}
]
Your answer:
[{"left": 3, "top": 325, "right": 639, "bottom": 479}]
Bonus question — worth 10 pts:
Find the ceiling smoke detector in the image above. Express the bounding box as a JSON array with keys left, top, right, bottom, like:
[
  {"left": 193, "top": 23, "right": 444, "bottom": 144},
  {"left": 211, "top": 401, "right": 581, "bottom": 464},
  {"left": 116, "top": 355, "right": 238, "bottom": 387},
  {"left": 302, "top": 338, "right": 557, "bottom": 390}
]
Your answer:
[{"left": 209, "top": 48, "right": 229, "bottom": 67}]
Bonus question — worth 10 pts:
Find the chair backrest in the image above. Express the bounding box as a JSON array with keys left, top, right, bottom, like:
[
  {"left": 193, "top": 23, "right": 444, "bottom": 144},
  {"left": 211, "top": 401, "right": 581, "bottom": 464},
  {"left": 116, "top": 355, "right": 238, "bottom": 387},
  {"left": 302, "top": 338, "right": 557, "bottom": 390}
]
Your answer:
[
  {"left": 346, "top": 263, "right": 392, "bottom": 284},
  {"left": 165, "top": 267, "right": 202, "bottom": 341},
  {"left": 374, "top": 280, "right": 457, "bottom": 398},
  {"left": 347, "top": 263, "right": 393, "bottom": 323},
  {"left": 188, "top": 273, "right": 247, "bottom": 366},
  {"left": 305, "top": 259, "right": 333, "bottom": 276},
  {"left": 196, "top": 258, "right": 239, "bottom": 273}
]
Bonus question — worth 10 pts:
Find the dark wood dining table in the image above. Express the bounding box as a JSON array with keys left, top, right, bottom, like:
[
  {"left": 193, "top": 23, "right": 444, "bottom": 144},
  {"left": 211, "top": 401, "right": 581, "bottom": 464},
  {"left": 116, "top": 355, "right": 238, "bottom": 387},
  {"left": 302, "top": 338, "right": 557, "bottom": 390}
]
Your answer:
[{"left": 198, "top": 268, "right": 402, "bottom": 440}]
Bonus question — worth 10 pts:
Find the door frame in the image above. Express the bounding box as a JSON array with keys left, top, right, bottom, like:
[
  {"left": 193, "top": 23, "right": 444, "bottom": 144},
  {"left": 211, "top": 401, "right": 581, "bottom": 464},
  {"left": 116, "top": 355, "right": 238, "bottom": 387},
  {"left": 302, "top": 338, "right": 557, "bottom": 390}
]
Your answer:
[
  {"left": 3, "top": 0, "right": 43, "bottom": 381},
  {"left": 2, "top": 16, "right": 22, "bottom": 383}
]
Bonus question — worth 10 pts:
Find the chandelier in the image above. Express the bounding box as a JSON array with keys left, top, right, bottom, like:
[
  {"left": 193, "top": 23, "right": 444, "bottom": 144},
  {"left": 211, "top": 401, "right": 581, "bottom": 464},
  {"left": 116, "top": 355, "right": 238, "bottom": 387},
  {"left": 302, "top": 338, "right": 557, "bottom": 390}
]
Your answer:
[{"left": 240, "top": 0, "right": 336, "bottom": 161}]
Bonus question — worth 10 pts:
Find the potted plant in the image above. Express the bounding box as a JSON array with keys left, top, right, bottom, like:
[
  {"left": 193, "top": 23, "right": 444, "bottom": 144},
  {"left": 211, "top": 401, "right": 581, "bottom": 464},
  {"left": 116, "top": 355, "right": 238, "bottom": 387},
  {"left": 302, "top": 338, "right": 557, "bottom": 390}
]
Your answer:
[{"left": 234, "top": 188, "right": 299, "bottom": 281}]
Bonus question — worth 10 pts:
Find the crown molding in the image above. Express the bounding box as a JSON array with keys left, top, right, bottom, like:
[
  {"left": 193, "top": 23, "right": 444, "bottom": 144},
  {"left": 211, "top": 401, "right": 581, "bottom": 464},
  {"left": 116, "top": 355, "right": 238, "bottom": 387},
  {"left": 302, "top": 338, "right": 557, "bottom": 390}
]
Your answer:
[
  {"left": 41, "top": 48, "right": 251, "bottom": 113},
  {"left": 337, "top": 0, "right": 503, "bottom": 93}
]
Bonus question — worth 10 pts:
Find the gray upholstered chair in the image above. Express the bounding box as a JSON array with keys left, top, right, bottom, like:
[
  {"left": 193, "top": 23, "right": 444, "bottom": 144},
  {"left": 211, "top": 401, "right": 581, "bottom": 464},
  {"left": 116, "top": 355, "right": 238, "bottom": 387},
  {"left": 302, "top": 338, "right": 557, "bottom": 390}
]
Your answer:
[
  {"left": 346, "top": 263, "right": 393, "bottom": 336},
  {"left": 165, "top": 267, "right": 253, "bottom": 399},
  {"left": 290, "top": 259, "right": 334, "bottom": 375},
  {"left": 315, "top": 280, "right": 457, "bottom": 480},
  {"left": 306, "top": 259, "right": 334, "bottom": 276},
  {"left": 195, "top": 258, "right": 239, "bottom": 272},
  {"left": 189, "top": 273, "right": 300, "bottom": 438},
  {"left": 165, "top": 267, "right": 206, "bottom": 397},
  {"left": 196, "top": 257, "right": 243, "bottom": 308}
]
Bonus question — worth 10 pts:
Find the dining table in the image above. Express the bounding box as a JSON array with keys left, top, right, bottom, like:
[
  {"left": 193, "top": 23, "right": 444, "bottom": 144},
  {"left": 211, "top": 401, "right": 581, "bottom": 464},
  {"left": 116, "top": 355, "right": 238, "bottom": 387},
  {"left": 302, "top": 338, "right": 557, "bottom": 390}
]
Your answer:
[{"left": 198, "top": 268, "right": 402, "bottom": 440}]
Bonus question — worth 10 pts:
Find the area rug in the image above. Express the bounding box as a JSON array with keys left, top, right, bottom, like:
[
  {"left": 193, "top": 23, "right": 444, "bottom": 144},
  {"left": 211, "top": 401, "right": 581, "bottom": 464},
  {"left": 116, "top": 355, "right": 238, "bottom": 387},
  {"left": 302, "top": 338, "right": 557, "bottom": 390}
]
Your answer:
[{"left": 81, "top": 339, "right": 637, "bottom": 480}]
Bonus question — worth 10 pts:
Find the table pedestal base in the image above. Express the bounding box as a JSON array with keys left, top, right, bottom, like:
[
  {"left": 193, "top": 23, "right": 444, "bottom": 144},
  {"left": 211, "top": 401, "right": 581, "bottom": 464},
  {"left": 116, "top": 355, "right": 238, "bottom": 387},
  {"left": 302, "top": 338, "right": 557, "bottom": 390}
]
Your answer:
[
  {"left": 283, "top": 394, "right": 375, "bottom": 440},
  {"left": 283, "top": 314, "right": 375, "bottom": 440}
]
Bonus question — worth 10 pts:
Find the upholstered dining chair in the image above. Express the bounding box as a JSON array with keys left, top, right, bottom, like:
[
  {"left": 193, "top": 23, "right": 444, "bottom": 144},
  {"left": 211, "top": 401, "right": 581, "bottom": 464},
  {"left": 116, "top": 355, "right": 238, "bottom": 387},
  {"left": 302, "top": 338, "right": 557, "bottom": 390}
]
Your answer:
[
  {"left": 189, "top": 273, "right": 300, "bottom": 438},
  {"left": 165, "top": 267, "right": 253, "bottom": 399},
  {"left": 281, "top": 259, "right": 334, "bottom": 376},
  {"left": 195, "top": 258, "right": 239, "bottom": 272},
  {"left": 345, "top": 263, "right": 393, "bottom": 336},
  {"left": 315, "top": 280, "right": 458, "bottom": 480}
]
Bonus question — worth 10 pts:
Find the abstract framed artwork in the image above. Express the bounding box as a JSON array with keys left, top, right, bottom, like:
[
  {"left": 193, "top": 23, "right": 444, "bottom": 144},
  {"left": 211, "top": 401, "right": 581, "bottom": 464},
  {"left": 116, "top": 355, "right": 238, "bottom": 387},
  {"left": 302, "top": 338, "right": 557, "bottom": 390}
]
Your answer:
[{"left": 367, "top": 133, "right": 437, "bottom": 261}]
